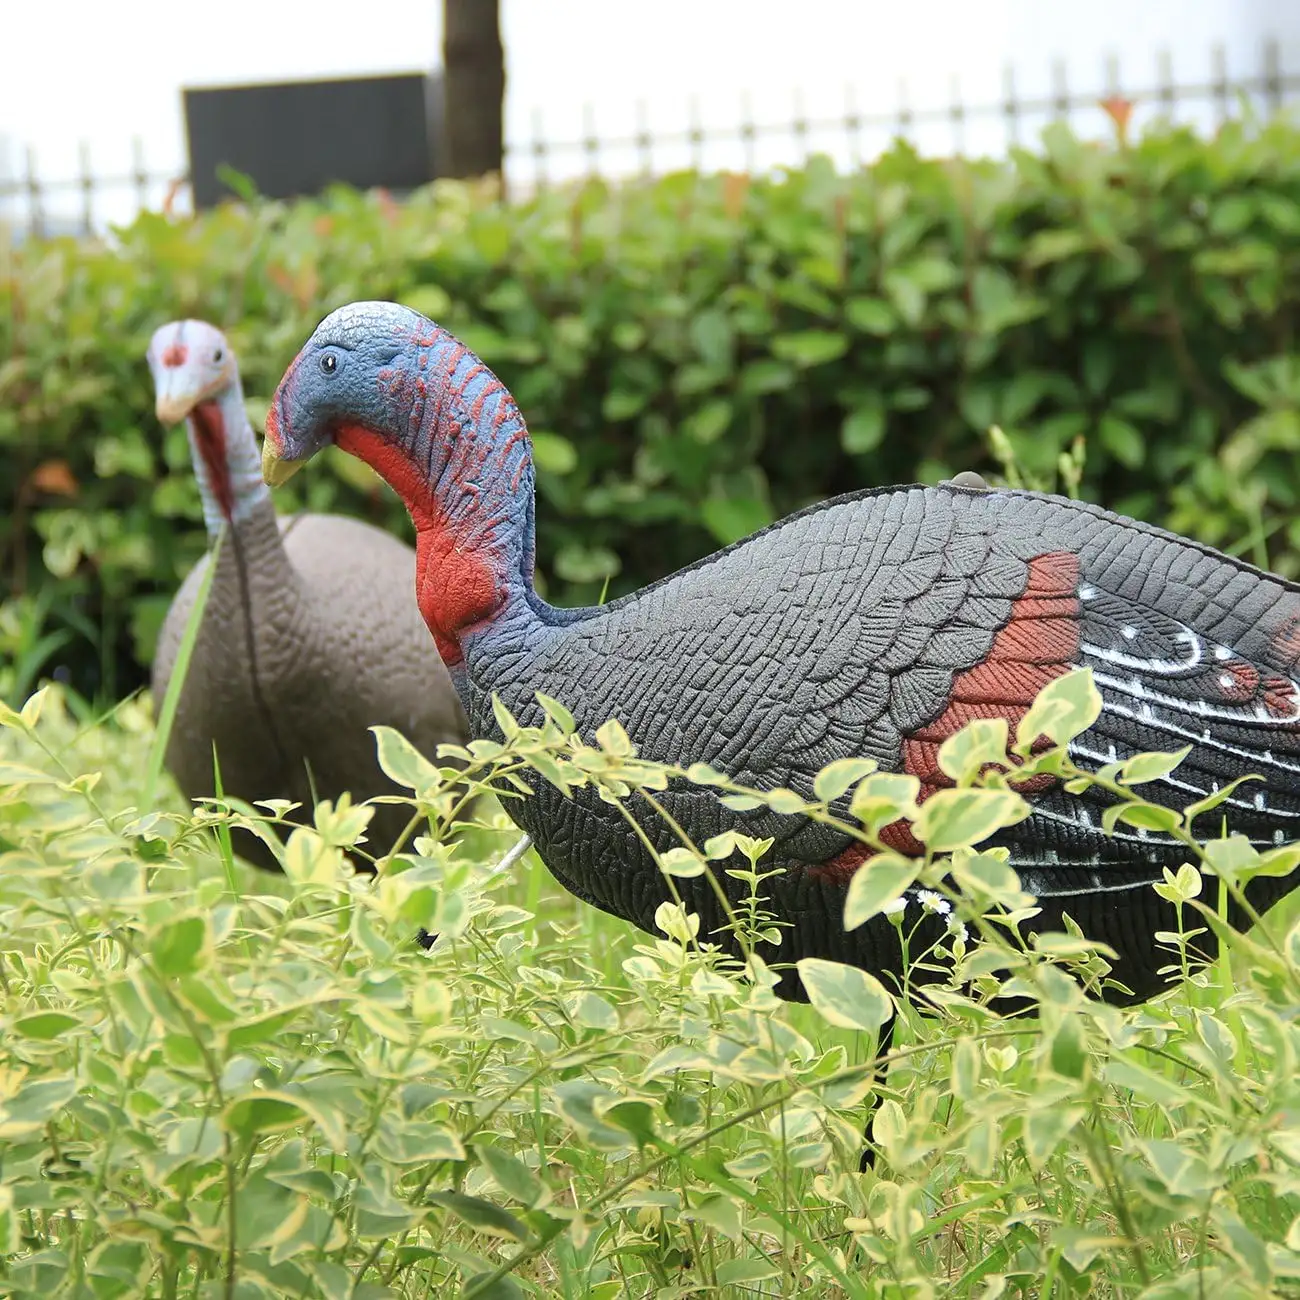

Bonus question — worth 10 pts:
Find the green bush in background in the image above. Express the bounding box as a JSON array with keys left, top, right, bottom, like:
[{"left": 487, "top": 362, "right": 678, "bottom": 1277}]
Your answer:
[{"left": 3, "top": 112, "right": 1300, "bottom": 705}]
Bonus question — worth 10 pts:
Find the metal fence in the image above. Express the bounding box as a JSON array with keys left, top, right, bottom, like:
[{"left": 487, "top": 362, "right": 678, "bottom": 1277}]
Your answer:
[{"left": 4, "top": 38, "right": 1299, "bottom": 241}]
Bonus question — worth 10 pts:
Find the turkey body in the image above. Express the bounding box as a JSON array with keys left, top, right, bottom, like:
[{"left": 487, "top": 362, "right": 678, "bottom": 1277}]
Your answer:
[
  {"left": 458, "top": 483, "right": 1300, "bottom": 1004},
  {"left": 152, "top": 498, "right": 468, "bottom": 870},
  {"left": 147, "top": 319, "right": 469, "bottom": 872},
  {"left": 263, "top": 302, "right": 1300, "bottom": 1005}
]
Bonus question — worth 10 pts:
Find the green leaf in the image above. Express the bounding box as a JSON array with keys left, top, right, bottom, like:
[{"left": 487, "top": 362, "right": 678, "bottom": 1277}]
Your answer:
[
  {"left": 0, "top": 1076, "right": 78, "bottom": 1138},
  {"left": 700, "top": 495, "right": 771, "bottom": 545},
  {"left": 882, "top": 270, "right": 926, "bottom": 327},
  {"left": 1201, "top": 834, "right": 1261, "bottom": 885},
  {"left": 849, "top": 772, "right": 921, "bottom": 831},
  {"left": 841, "top": 399, "right": 886, "bottom": 454},
  {"left": 13, "top": 1011, "right": 81, "bottom": 1040},
  {"left": 1024, "top": 1105, "right": 1084, "bottom": 1170},
  {"left": 684, "top": 397, "right": 733, "bottom": 444},
  {"left": 951, "top": 851, "right": 1023, "bottom": 899},
  {"left": 739, "top": 359, "right": 793, "bottom": 395},
  {"left": 913, "top": 788, "right": 1030, "bottom": 853},
  {"left": 602, "top": 387, "right": 647, "bottom": 421},
  {"left": 595, "top": 717, "right": 633, "bottom": 755},
  {"left": 428, "top": 1192, "right": 530, "bottom": 1242},
  {"left": 1183, "top": 774, "right": 1262, "bottom": 825},
  {"left": 717, "top": 1258, "right": 781, "bottom": 1285},
  {"left": 1048, "top": 1014, "right": 1089, "bottom": 1080},
  {"left": 1098, "top": 414, "right": 1145, "bottom": 469},
  {"left": 477, "top": 1143, "right": 545, "bottom": 1208},
  {"left": 682, "top": 1192, "right": 743, "bottom": 1240},
  {"left": 150, "top": 913, "right": 211, "bottom": 976},
  {"left": 1256, "top": 842, "right": 1300, "bottom": 878},
  {"left": 658, "top": 847, "right": 706, "bottom": 878},
  {"left": 602, "top": 1098, "right": 658, "bottom": 1147},
  {"left": 1102, "top": 801, "right": 1181, "bottom": 835},
  {"left": 530, "top": 431, "right": 578, "bottom": 475},
  {"left": 795, "top": 958, "right": 893, "bottom": 1031},
  {"left": 1024, "top": 228, "right": 1088, "bottom": 266},
  {"left": 372, "top": 724, "right": 442, "bottom": 791},
  {"left": 845, "top": 296, "right": 894, "bottom": 335},
  {"left": 842, "top": 852, "right": 922, "bottom": 930},
  {"left": 553, "top": 543, "right": 621, "bottom": 584},
  {"left": 462, "top": 1272, "right": 524, "bottom": 1300},
  {"left": 282, "top": 827, "right": 342, "bottom": 888},
  {"left": 1016, "top": 669, "right": 1103, "bottom": 750},
  {"left": 770, "top": 330, "right": 849, "bottom": 368},
  {"left": 937, "top": 717, "right": 1010, "bottom": 784},
  {"left": 225, "top": 1007, "right": 307, "bottom": 1050},
  {"left": 534, "top": 692, "right": 575, "bottom": 733},
  {"left": 814, "top": 757, "right": 879, "bottom": 802},
  {"left": 1105, "top": 1055, "right": 1196, "bottom": 1106},
  {"left": 550, "top": 1080, "right": 630, "bottom": 1150},
  {"left": 222, "top": 1093, "right": 313, "bottom": 1138},
  {"left": 1117, "top": 746, "right": 1191, "bottom": 787}
]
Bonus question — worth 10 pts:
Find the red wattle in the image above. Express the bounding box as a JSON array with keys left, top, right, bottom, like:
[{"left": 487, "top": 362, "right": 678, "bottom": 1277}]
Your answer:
[
  {"left": 334, "top": 423, "right": 504, "bottom": 667},
  {"left": 191, "top": 400, "right": 234, "bottom": 522}
]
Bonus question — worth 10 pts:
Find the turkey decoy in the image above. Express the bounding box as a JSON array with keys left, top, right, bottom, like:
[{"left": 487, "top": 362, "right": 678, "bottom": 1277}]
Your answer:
[
  {"left": 262, "top": 302, "right": 1300, "bottom": 1157},
  {"left": 148, "top": 319, "right": 470, "bottom": 872}
]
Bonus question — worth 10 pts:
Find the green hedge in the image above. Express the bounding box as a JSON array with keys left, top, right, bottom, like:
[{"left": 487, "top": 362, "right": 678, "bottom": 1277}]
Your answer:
[{"left": 4, "top": 115, "right": 1300, "bottom": 705}]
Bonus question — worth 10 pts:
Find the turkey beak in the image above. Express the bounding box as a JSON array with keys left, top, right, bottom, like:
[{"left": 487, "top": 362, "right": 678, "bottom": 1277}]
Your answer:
[
  {"left": 154, "top": 380, "right": 195, "bottom": 426},
  {"left": 262, "top": 440, "right": 306, "bottom": 487}
]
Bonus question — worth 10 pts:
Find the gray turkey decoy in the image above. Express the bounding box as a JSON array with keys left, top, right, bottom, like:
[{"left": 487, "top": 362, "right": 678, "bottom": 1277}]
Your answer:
[
  {"left": 262, "top": 302, "right": 1300, "bottom": 1159},
  {"left": 148, "top": 319, "right": 470, "bottom": 872}
]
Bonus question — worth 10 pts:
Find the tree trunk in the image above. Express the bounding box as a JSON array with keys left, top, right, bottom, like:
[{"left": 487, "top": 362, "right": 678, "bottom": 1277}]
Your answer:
[{"left": 441, "top": 0, "right": 505, "bottom": 181}]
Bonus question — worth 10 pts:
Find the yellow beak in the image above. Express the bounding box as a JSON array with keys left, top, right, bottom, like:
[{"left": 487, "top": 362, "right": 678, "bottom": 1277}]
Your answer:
[{"left": 262, "top": 440, "right": 307, "bottom": 487}]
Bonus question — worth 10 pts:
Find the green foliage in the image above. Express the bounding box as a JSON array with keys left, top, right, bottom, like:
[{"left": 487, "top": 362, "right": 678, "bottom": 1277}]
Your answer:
[
  {"left": 6, "top": 113, "right": 1300, "bottom": 702},
  {"left": 5, "top": 676, "right": 1300, "bottom": 1296}
]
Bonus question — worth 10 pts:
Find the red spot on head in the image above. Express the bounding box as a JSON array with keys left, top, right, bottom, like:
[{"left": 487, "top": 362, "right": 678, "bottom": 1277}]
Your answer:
[
  {"left": 191, "top": 401, "right": 234, "bottom": 521},
  {"left": 161, "top": 342, "right": 188, "bottom": 368},
  {"left": 813, "top": 551, "right": 1082, "bottom": 884},
  {"left": 334, "top": 423, "right": 504, "bottom": 667}
]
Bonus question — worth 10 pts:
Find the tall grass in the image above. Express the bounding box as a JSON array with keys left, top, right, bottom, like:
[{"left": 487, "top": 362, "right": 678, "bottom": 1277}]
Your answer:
[{"left": 3, "top": 673, "right": 1300, "bottom": 1298}]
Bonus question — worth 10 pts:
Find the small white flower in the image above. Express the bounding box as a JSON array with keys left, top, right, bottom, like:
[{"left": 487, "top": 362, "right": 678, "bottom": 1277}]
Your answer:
[
  {"left": 881, "top": 896, "right": 908, "bottom": 915},
  {"left": 947, "top": 918, "right": 969, "bottom": 943},
  {"left": 917, "top": 890, "right": 951, "bottom": 915}
]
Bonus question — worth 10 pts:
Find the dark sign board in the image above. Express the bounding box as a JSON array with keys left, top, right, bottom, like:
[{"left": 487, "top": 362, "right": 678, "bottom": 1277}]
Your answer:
[{"left": 183, "top": 71, "right": 442, "bottom": 209}]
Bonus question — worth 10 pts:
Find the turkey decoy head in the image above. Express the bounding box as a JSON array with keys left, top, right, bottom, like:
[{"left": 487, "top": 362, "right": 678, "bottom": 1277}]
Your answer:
[
  {"left": 262, "top": 301, "right": 416, "bottom": 487},
  {"left": 148, "top": 320, "right": 237, "bottom": 426}
]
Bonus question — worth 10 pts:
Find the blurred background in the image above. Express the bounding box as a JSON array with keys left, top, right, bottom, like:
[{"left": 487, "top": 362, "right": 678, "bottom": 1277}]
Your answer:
[
  {"left": 4, "top": 0, "right": 1297, "bottom": 235},
  {"left": 3, "top": 0, "right": 1300, "bottom": 711}
]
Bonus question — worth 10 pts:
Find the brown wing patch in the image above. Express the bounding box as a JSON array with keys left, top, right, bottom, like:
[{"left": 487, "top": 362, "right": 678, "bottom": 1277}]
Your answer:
[{"left": 814, "top": 551, "right": 1081, "bottom": 882}]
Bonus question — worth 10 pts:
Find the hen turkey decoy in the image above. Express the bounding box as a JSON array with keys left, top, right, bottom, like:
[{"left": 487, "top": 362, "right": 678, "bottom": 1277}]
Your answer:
[
  {"left": 148, "top": 319, "right": 470, "bottom": 872},
  {"left": 261, "top": 302, "right": 1300, "bottom": 1009}
]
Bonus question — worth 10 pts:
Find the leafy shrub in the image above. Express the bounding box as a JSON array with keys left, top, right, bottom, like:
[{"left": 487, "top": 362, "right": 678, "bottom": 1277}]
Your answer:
[
  {"left": 4, "top": 673, "right": 1300, "bottom": 1297},
  {"left": 4, "top": 113, "right": 1300, "bottom": 704}
]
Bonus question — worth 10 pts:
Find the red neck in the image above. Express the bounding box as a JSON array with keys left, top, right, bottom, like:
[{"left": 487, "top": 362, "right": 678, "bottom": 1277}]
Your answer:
[
  {"left": 191, "top": 400, "right": 234, "bottom": 522},
  {"left": 335, "top": 424, "right": 504, "bottom": 667}
]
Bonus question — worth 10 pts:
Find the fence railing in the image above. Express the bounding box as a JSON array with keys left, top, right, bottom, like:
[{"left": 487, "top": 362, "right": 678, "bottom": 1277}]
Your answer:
[{"left": 3, "top": 39, "right": 1299, "bottom": 241}]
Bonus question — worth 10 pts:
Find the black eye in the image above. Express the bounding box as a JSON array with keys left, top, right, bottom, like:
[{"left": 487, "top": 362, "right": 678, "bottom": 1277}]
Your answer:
[
  {"left": 213, "top": 348, "right": 224, "bottom": 363},
  {"left": 320, "top": 353, "right": 338, "bottom": 376}
]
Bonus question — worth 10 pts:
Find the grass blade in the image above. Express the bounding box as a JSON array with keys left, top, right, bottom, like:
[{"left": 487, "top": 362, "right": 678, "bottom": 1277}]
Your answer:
[{"left": 143, "top": 529, "right": 223, "bottom": 809}]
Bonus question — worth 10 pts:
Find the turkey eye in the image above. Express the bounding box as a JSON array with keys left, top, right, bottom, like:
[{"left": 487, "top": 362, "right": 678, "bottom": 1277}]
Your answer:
[
  {"left": 320, "top": 354, "right": 338, "bottom": 375},
  {"left": 213, "top": 348, "right": 224, "bottom": 362}
]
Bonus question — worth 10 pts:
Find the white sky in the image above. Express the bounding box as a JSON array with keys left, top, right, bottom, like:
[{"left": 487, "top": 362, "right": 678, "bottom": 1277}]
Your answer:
[{"left": 2, "top": 0, "right": 1296, "bottom": 229}]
